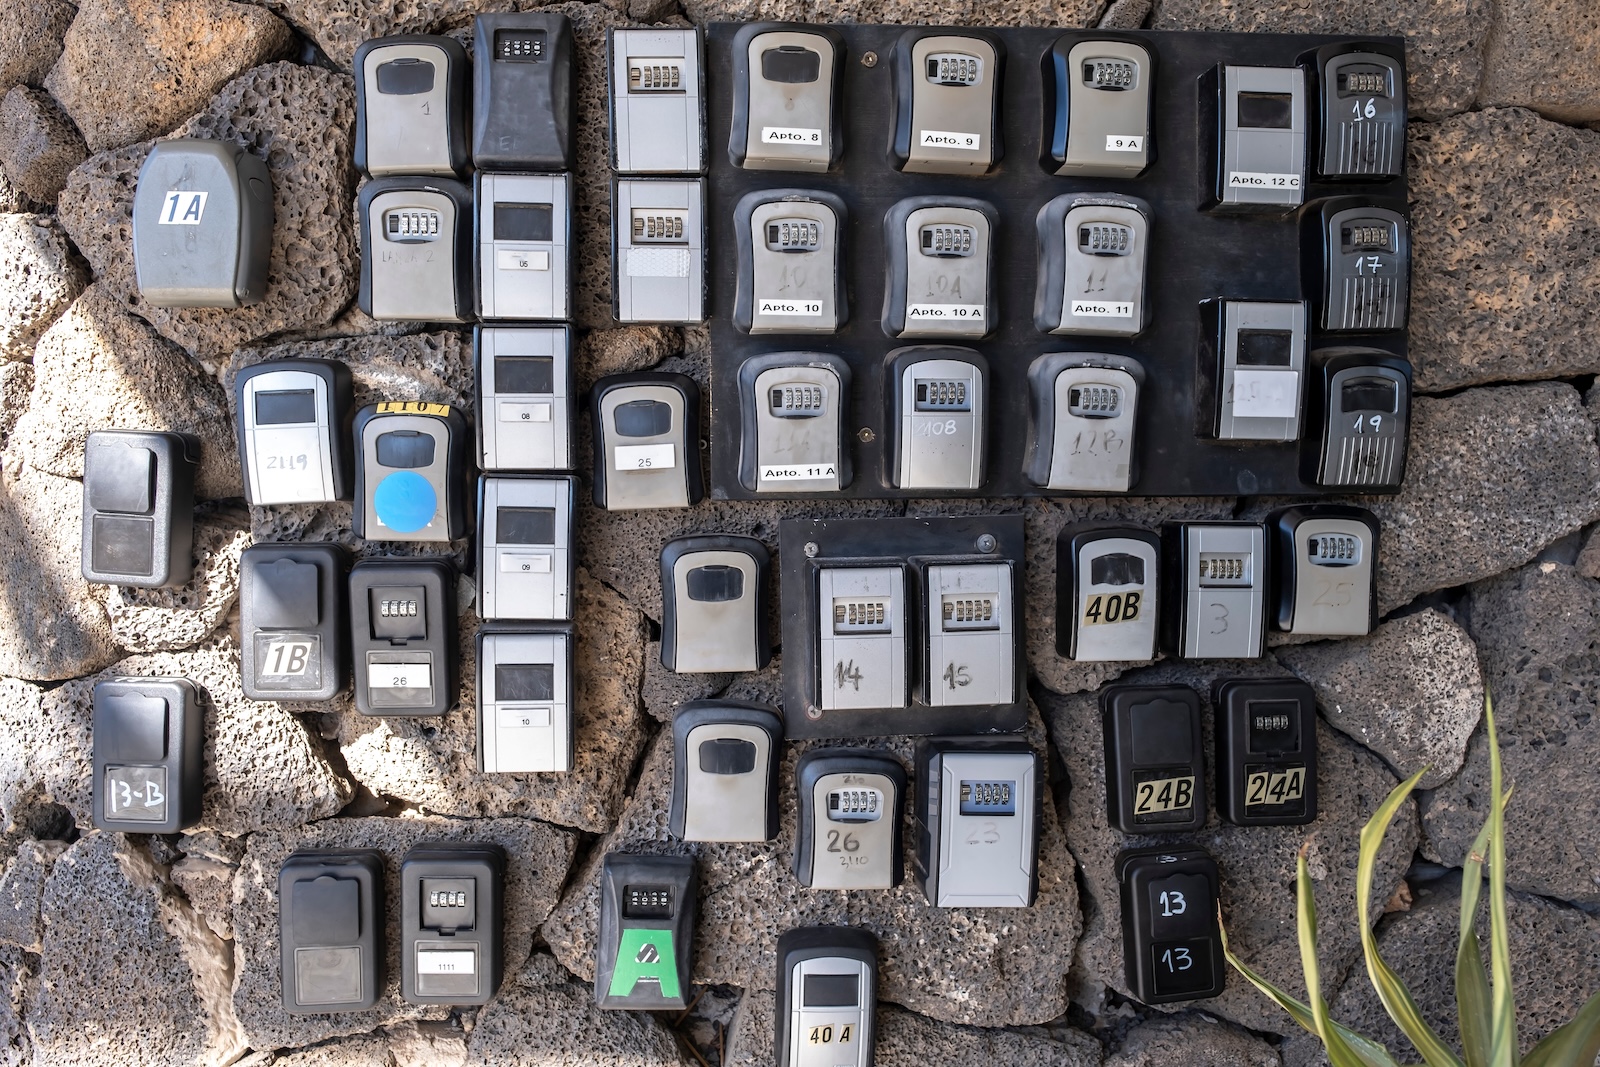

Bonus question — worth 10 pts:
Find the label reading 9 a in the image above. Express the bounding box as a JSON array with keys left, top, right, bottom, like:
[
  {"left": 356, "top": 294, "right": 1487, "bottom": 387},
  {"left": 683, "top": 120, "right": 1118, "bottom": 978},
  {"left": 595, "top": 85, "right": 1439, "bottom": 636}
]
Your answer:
[{"left": 1132, "top": 773, "right": 1195, "bottom": 817}]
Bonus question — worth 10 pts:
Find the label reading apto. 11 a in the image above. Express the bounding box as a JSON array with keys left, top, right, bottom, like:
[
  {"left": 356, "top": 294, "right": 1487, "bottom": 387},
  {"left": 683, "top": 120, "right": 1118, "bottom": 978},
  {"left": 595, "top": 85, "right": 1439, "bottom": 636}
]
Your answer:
[{"left": 762, "top": 463, "right": 837, "bottom": 481}]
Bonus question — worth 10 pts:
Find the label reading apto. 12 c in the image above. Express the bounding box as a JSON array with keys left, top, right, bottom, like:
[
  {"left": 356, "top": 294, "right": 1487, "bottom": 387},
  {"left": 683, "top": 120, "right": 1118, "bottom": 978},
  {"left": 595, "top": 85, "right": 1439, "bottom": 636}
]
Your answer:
[
  {"left": 761, "top": 126, "right": 822, "bottom": 144},
  {"left": 919, "top": 129, "right": 981, "bottom": 151},
  {"left": 1227, "top": 171, "right": 1302, "bottom": 189}
]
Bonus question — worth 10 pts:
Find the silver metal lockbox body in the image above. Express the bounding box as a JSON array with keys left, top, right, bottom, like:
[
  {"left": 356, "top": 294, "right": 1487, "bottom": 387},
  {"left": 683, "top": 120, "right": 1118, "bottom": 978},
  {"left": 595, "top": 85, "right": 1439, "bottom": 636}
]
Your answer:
[
  {"left": 477, "top": 475, "right": 574, "bottom": 621},
  {"left": 730, "top": 24, "right": 842, "bottom": 171},
  {"left": 923, "top": 562, "right": 1015, "bottom": 708},
  {"left": 1057, "top": 525, "right": 1160, "bottom": 663},
  {"left": 817, "top": 566, "right": 908, "bottom": 713},
  {"left": 475, "top": 326, "right": 572, "bottom": 472},
  {"left": 1024, "top": 352, "right": 1145, "bottom": 492},
  {"left": 737, "top": 351, "right": 852, "bottom": 494},
  {"left": 591, "top": 373, "right": 702, "bottom": 510},
  {"left": 775, "top": 927, "right": 877, "bottom": 1067},
  {"left": 354, "top": 36, "right": 470, "bottom": 177},
  {"left": 660, "top": 535, "right": 771, "bottom": 674},
  {"left": 613, "top": 178, "right": 705, "bottom": 324},
  {"left": 1207, "top": 300, "right": 1307, "bottom": 442},
  {"left": 1210, "top": 64, "right": 1306, "bottom": 211},
  {"left": 881, "top": 196, "right": 996, "bottom": 341},
  {"left": 794, "top": 749, "right": 906, "bottom": 890},
  {"left": 1269, "top": 504, "right": 1377, "bottom": 636},
  {"left": 610, "top": 27, "right": 704, "bottom": 174},
  {"left": 734, "top": 189, "right": 847, "bottom": 335},
  {"left": 890, "top": 31, "right": 1003, "bottom": 175},
  {"left": 476, "top": 628, "right": 572, "bottom": 773},
  {"left": 1034, "top": 193, "right": 1150, "bottom": 337},
  {"left": 887, "top": 346, "right": 986, "bottom": 492},
  {"left": 669, "top": 700, "right": 782, "bottom": 842},
  {"left": 235, "top": 359, "right": 353, "bottom": 506},
  {"left": 1169, "top": 522, "right": 1266, "bottom": 660},
  {"left": 914, "top": 739, "right": 1039, "bottom": 907},
  {"left": 1045, "top": 36, "right": 1154, "bottom": 178},
  {"left": 477, "top": 172, "right": 571, "bottom": 321},
  {"left": 358, "top": 177, "right": 472, "bottom": 323}
]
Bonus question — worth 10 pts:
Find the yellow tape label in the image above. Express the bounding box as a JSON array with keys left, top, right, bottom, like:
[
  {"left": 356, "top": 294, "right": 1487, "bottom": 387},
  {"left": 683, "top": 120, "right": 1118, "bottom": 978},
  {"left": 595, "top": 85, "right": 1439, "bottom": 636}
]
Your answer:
[{"left": 377, "top": 401, "right": 451, "bottom": 417}]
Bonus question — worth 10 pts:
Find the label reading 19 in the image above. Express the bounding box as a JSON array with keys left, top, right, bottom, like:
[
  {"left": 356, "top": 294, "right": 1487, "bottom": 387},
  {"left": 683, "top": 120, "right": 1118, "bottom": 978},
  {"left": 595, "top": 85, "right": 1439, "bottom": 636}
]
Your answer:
[
  {"left": 761, "top": 126, "right": 822, "bottom": 144},
  {"left": 1081, "top": 590, "right": 1142, "bottom": 626},
  {"left": 1246, "top": 766, "right": 1306, "bottom": 807},
  {"left": 159, "top": 190, "right": 208, "bottom": 225},
  {"left": 808, "top": 1025, "right": 855, "bottom": 1045},
  {"left": 1133, "top": 774, "right": 1195, "bottom": 816}
]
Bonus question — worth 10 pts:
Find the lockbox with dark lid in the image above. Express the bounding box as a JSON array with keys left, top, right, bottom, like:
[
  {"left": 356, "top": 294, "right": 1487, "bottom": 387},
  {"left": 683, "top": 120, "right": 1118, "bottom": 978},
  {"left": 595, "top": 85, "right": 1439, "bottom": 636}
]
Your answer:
[
  {"left": 240, "top": 543, "right": 350, "bottom": 702},
  {"left": 669, "top": 700, "right": 782, "bottom": 842},
  {"left": 472, "top": 13, "right": 575, "bottom": 171},
  {"left": 595, "top": 853, "right": 698, "bottom": 1010},
  {"left": 349, "top": 558, "right": 458, "bottom": 717},
  {"left": 278, "top": 849, "right": 385, "bottom": 1013},
  {"left": 1213, "top": 677, "right": 1318, "bottom": 826},
  {"left": 355, "top": 35, "right": 470, "bottom": 178},
  {"left": 1118, "top": 846, "right": 1225, "bottom": 1003},
  {"left": 357, "top": 177, "right": 474, "bottom": 323},
  {"left": 591, "top": 373, "right": 704, "bottom": 511},
  {"left": 1301, "top": 348, "right": 1412, "bottom": 490},
  {"left": 401, "top": 842, "right": 505, "bottom": 1005},
  {"left": 659, "top": 535, "right": 770, "bottom": 673},
  {"left": 131, "top": 138, "right": 273, "bottom": 308},
  {"left": 353, "top": 401, "right": 470, "bottom": 543},
  {"left": 1102, "top": 684, "right": 1206, "bottom": 834},
  {"left": 794, "top": 748, "right": 907, "bottom": 890},
  {"left": 92, "top": 677, "right": 204, "bottom": 834},
  {"left": 1268, "top": 502, "right": 1379, "bottom": 637},
  {"left": 234, "top": 358, "right": 355, "bottom": 507},
  {"left": 81, "top": 429, "right": 199, "bottom": 589}
]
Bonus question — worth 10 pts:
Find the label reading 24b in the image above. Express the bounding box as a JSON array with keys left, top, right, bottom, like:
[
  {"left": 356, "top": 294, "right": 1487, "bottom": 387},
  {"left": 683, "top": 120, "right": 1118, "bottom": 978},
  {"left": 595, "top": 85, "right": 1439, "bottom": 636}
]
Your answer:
[
  {"left": 1228, "top": 171, "right": 1302, "bottom": 189},
  {"left": 919, "top": 129, "right": 981, "bottom": 151},
  {"left": 761, "top": 126, "right": 822, "bottom": 144}
]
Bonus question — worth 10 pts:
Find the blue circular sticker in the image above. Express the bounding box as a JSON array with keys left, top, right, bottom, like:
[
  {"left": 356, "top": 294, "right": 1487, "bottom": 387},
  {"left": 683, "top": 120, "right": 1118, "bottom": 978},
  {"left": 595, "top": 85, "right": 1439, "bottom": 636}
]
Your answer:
[{"left": 373, "top": 471, "right": 437, "bottom": 534}]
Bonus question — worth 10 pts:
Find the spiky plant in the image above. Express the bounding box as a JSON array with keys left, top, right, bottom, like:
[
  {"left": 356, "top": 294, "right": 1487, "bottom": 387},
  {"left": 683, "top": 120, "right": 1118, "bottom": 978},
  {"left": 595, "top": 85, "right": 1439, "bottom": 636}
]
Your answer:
[{"left": 1221, "top": 694, "right": 1600, "bottom": 1067}]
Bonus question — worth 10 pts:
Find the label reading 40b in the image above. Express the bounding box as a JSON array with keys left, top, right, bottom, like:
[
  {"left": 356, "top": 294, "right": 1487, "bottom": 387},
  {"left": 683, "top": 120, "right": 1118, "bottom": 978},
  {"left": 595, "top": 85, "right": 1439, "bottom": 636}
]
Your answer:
[{"left": 1081, "top": 590, "right": 1142, "bottom": 626}]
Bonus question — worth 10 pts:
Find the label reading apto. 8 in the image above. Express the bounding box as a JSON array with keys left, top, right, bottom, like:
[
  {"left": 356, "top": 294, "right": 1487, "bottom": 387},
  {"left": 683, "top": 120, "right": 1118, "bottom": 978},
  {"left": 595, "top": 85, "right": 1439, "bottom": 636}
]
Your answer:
[{"left": 761, "top": 126, "right": 822, "bottom": 144}]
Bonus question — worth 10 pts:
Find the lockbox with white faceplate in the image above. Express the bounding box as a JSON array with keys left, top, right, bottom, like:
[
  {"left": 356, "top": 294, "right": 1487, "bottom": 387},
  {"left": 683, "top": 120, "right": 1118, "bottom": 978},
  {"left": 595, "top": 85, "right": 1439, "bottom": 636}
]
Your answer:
[
  {"left": 476, "top": 627, "right": 572, "bottom": 773},
  {"left": 610, "top": 27, "right": 705, "bottom": 174},
  {"left": 1056, "top": 524, "right": 1161, "bottom": 663},
  {"left": 881, "top": 197, "right": 997, "bottom": 341},
  {"left": 669, "top": 700, "right": 782, "bottom": 842},
  {"left": 612, "top": 179, "right": 706, "bottom": 324},
  {"left": 476, "top": 172, "right": 571, "bottom": 321},
  {"left": 775, "top": 927, "right": 877, "bottom": 1067},
  {"left": 794, "top": 748, "right": 907, "bottom": 890},
  {"left": 355, "top": 35, "right": 470, "bottom": 178},
  {"left": 779, "top": 515, "right": 1025, "bottom": 738},
  {"left": 234, "top": 359, "right": 354, "bottom": 506},
  {"left": 358, "top": 177, "right": 473, "bottom": 323},
  {"left": 914, "top": 738, "right": 1040, "bottom": 908},
  {"left": 476, "top": 475, "right": 574, "bottom": 621},
  {"left": 475, "top": 326, "right": 573, "bottom": 472}
]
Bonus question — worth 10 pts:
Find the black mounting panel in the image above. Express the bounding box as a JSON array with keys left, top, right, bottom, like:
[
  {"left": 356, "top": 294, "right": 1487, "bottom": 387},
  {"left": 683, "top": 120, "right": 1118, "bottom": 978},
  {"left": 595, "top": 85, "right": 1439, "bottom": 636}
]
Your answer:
[{"left": 705, "top": 25, "right": 1408, "bottom": 499}]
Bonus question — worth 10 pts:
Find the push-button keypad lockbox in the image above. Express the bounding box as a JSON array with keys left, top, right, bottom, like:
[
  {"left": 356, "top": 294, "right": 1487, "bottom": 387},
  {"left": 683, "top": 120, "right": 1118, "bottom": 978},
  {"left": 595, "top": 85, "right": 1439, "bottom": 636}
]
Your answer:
[
  {"left": 881, "top": 197, "right": 996, "bottom": 341},
  {"left": 401, "top": 843, "right": 505, "bottom": 1006},
  {"left": 476, "top": 326, "right": 573, "bottom": 472},
  {"left": 1164, "top": 521, "right": 1267, "bottom": 660},
  {"left": 1043, "top": 35, "right": 1155, "bottom": 178},
  {"left": 886, "top": 346, "right": 987, "bottom": 492},
  {"left": 729, "top": 24, "right": 843, "bottom": 171},
  {"left": 355, "top": 36, "right": 469, "bottom": 178},
  {"left": 610, "top": 27, "right": 705, "bottom": 174},
  {"left": 591, "top": 373, "right": 703, "bottom": 510},
  {"left": 82, "top": 430, "right": 199, "bottom": 589},
  {"left": 1057, "top": 525, "right": 1160, "bottom": 663},
  {"left": 477, "top": 627, "right": 573, "bottom": 773},
  {"left": 240, "top": 543, "right": 349, "bottom": 702},
  {"left": 1025, "top": 353, "right": 1145, "bottom": 493},
  {"left": 1034, "top": 193, "right": 1151, "bottom": 337},
  {"left": 358, "top": 177, "right": 473, "bottom": 323},
  {"left": 734, "top": 189, "right": 847, "bottom": 335},
  {"left": 660, "top": 535, "right": 771, "bottom": 674},
  {"left": 132, "top": 139, "right": 273, "bottom": 308},
  {"left": 476, "top": 475, "right": 574, "bottom": 621},
  {"left": 477, "top": 172, "right": 571, "bottom": 322},
  {"left": 350, "top": 558, "right": 457, "bottom": 718},
  {"left": 1304, "top": 348, "right": 1411, "bottom": 490},
  {"left": 1214, "top": 678, "right": 1317, "bottom": 826},
  {"left": 914, "top": 738, "right": 1039, "bottom": 908},
  {"left": 235, "top": 359, "right": 354, "bottom": 507},
  {"left": 92, "top": 677, "right": 203, "bottom": 833},
  {"left": 279, "top": 850, "right": 385, "bottom": 1013},
  {"left": 737, "top": 352, "right": 852, "bottom": 494},
  {"left": 1202, "top": 64, "right": 1307, "bottom": 212},
  {"left": 596, "top": 854, "right": 697, "bottom": 1010},
  {"left": 473, "top": 13, "right": 575, "bottom": 171},
  {"left": 795, "top": 748, "right": 906, "bottom": 890},
  {"left": 613, "top": 179, "right": 706, "bottom": 324},
  {"left": 1309, "top": 198, "right": 1409, "bottom": 332},
  {"left": 669, "top": 700, "right": 782, "bottom": 842},
  {"left": 1268, "top": 503, "right": 1378, "bottom": 636},
  {"left": 889, "top": 30, "right": 1004, "bottom": 175},
  {"left": 776, "top": 927, "right": 877, "bottom": 1067},
  {"left": 1308, "top": 42, "right": 1405, "bottom": 181},
  {"left": 355, "top": 401, "right": 470, "bottom": 543},
  {"left": 1102, "top": 684, "right": 1206, "bottom": 834},
  {"left": 1119, "top": 847, "right": 1226, "bottom": 1003}
]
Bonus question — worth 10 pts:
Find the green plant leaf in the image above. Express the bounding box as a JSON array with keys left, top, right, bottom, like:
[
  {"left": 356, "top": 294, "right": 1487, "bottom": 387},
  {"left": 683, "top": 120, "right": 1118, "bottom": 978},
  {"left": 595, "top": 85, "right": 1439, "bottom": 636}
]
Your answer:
[
  {"left": 1221, "top": 901, "right": 1402, "bottom": 1067},
  {"left": 1520, "top": 990, "right": 1600, "bottom": 1067},
  {"left": 1355, "top": 766, "right": 1463, "bottom": 1067},
  {"left": 1297, "top": 848, "right": 1396, "bottom": 1067},
  {"left": 1456, "top": 806, "right": 1499, "bottom": 1067},
  {"left": 1483, "top": 694, "right": 1517, "bottom": 1067}
]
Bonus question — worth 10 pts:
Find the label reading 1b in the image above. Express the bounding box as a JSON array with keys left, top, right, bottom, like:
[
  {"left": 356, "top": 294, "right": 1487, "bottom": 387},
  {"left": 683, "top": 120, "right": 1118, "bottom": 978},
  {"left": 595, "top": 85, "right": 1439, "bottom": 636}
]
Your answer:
[
  {"left": 918, "top": 129, "right": 981, "bottom": 151},
  {"left": 1070, "top": 300, "right": 1134, "bottom": 318},
  {"left": 1227, "top": 171, "right": 1302, "bottom": 189},
  {"left": 260, "top": 636, "right": 319, "bottom": 677},
  {"left": 756, "top": 298, "right": 823, "bottom": 316},
  {"left": 761, "top": 126, "right": 822, "bottom": 144},
  {"left": 907, "top": 303, "right": 984, "bottom": 321}
]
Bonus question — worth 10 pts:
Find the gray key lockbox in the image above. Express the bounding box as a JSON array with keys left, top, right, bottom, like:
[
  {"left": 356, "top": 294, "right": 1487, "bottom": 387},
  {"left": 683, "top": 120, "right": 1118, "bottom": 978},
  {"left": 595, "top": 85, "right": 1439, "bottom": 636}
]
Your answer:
[
  {"left": 1034, "top": 193, "right": 1151, "bottom": 337},
  {"left": 886, "top": 346, "right": 987, "bottom": 492},
  {"left": 279, "top": 850, "right": 385, "bottom": 1013},
  {"left": 914, "top": 738, "right": 1040, "bottom": 908},
  {"left": 923, "top": 561, "right": 1017, "bottom": 709},
  {"left": 1044, "top": 36, "right": 1154, "bottom": 178},
  {"left": 881, "top": 196, "right": 996, "bottom": 341},
  {"left": 795, "top": 748, "right": 907, "bottom": 890},
  {"left": 737, "top": 351, "right": 852, "bottom": 494},
  {"left": 1164, "top": 521, "right": 1267, "bottom": 660},
  {"left": 816, "top": 565, "right": 908, "bottom": 713},
  {"left": 613, "top": 178, "right": 706, "bottom": 324},
  {"left": 730, "top": 24, "right": 843, "bottom": 171},
  {"left": 889, "top": 30, "right": 1004, "bottom": 175},
  {"left": 1201, "top": 299, "right": 1307, "bottom": 443},
  {"left": 82, "top": 430, "right": 199, "bottom": 589},
  {"left": 354, "top": 35, "right": 470, "bottom": 178},
  {"left": 477, "top": 627, "right": 573, "bottom": 773},
  {"left": 669, "top": 700, "right": 782, "bottom": 842},
  {"left": 734, "top": 189, "right": 847, "bottom": 335},
  {"left": 776, "top": 927, "right": 878, "bottom": 1067},
  {"left": 472, "top": 13, "right": 575, "bottom": 172},
  {"left": 660, "top": 535, "right": 771, "bottom": 674},
  {"left": 1314, "top": 198, "right": 1409, "bottom": 332},
  {"left": 477, "top": 475, "right": 575, "bottom": 622},
  {"left": 1056, "top": 525, "right": 1160, "bottom": 663},
  {"left": 476, "top": 326, "right": 573, "bottom": 472},
  {"left": 1205, "top": 64, "right": 1307, "bottom": 211},
  {"left": 1269, "top": 503, "right": 1378, "bottom": 637},
  {"left": 132, "top": 139, "right": 273, "bottom": 308},
  {"left": 591, "top": 373, "right": 703, "bottom": 511},
  {"left": 358, "top": 177, "right": 473, "bottom": 323},
  {"left": 92, "top": 677, "right": 204, "bottom": 834},
  {"left": 1024, "top": 352, "right": 1145, "bottom": 492},
  {"left": 477, "top": 172, "right": 571, "bottom": 321},
  {"left": 610, "top": 27, "right": 705, "bottom": 174}
]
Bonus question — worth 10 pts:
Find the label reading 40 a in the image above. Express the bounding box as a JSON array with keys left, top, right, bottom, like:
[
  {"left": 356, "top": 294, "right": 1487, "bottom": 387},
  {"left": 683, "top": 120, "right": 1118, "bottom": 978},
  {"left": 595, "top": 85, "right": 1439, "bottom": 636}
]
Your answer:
[
  {"left": 808, "top": 1024, "right": 855, "bottom": 1045},
  {"left": 1245, "top": 766, "right": 1305, "bottom": 807}
]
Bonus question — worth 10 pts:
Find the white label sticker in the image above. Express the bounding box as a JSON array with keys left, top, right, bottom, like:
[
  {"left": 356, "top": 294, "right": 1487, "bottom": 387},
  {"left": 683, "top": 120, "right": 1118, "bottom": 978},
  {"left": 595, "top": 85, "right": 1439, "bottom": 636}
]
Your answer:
[
  {"left": 416, "top": 950, "right": 477, "bottom": 976},
  {"left": 1105, "top": 134, "right": 1145, "bottom": 152},
  {"left": 907, "top": 303, "right": 985, "bottom": 321},
  {"left": 497, "top": 249, "right": 550, "bottom": 271},
  {"left": 1232, "top": 369, "right": 1301, "bottom": 418},
  {"left": 368, "top": 663, "right": 432, "bottom": 689},
  {"left": 1070, "top": 300, "right": 1135, "bottom": 318},
  {"left": 918, "top": 129, "right": 982, "bottom": 151},
  {"left": 159, "top": 190, "right": 208, "bottom": 225},
  {"left": 756, "top": 298, "right": 823, "bottom": 316},
  {"left": 499, "top": 552, "right": 553, "bottom": 574},
  {"left": 614, "top": 443, "right": 676, "bottom": 471},
  {"left": 499, "top": 706, "right": 552, "bottom": 728},
  {"left": 1227, "top": 171, "right": 1303, "bottom": 190},
  {"left": 761, "top": 125, "right": 823, "bottom": 145},
  {"left": 499, "top": 401, "right": 551, "bottom": 423},
  {"left": 760, "top": 463, "right": 837, "bottom": 481},
  {"left": 625, "top": 247, "right": 691, "bottom": 278}
]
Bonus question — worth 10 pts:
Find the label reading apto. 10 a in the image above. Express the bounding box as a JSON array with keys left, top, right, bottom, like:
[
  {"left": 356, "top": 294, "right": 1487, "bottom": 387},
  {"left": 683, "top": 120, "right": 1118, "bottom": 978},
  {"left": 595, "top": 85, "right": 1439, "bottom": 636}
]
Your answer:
[{"left": 908, "top": 303, "right": 984, "bottom": 321}]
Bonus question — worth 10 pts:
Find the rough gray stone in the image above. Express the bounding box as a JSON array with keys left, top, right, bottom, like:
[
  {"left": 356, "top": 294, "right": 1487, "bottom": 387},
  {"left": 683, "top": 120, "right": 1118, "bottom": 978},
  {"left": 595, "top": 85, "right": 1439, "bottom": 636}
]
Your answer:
[
  {"left": 1423, "top": 561, "right": 1600, "bottom": 906},
  {"left": 268, "top": 1033, "right": 395, "bottom": 1065},
  {"left": 1477, "top": 0, "right": 1600, "bottom": 122},
  {"left": 1277, "top": 609, "right": 1483, "bottom": 788},
  {"left": 11, "top": 285, "right": 242, "bottom": 498},
  {"left": 29, "top": 831, "right": 246, "bottom": 1065},
  {"left": 0, "top": 945, "right": 31, "bottom": 1067},
  {"left": 1579, "top": 526, "right": 1600, "bottom": 581},
  {"left": 1039, "top": 660, "right": 1416, "bottom": 1036},
  {"left": 1353, "top": 383, "right": 1600, "bottom": 614},
  {"left": 1150, "top": 0, "right": 1489, "bottom": 119},
  {"left": 726, "top": 989, "right": 1103, "bottom": 1067},
  {"left": 0, "top": 364, "right": 27, "bottom": 452},
  {"left": 228, "top": 329, "right": 473, "bottom": 412},
  {"left": 172, "top": 831, "right": 245, "bottom": 940},
  {"left": 0, "top": 87, "right": 86, "bottom": 204},
  {"left": 44, "top": 0, "right": 292, "bottom": 152},
  {"left": 232, "top": 815, "right": 576, "bottom": 1050},
  {"left": 0, "top": 212, "right": 85, "bottom": 362},
  {"left": 578, "top": 324, "right": 682, "bottom": 392},
  {"left": 98, "top": 517, "right": 249, "bottom": 653},
  {"left": 0, "top": 463, "right": 121, "bottom": 682},
  {"left": 542, "top": 710, "right": 1083, "bottom": 1029},
  {"left": 56, "top": 62, "right": 358, "bottom": 360},
  {"left": 1285, "top": 873, "right": 1600, "bottom": 1065},
  {"left": 466, "top": 952, "right": 689, "bottom": 1067},
  {"left": 1107, "top": 1013, "right": 1280, "bottom": 1066},
  {"left": 0, "top": 172, "right": 35, "bottom": 214},
  {"left": 683, "top": 0, "right": 1104, "bottom": 31},
  {"left": 387, "top": 1021, "right": 467, "bottom": 1067},
  {"left": 0, "top": 836, "right": 65, "bottom": 952},
  {"left": 640, "top": 640, "right": 728, "bottom": 723},
  {"left": 1408, "top": 109, "right": 1600, "bottom": 392},
  {"left": 1099, "top": 0, "right": 1152, "bottom": 28},
  {"left": 0, "top": 0, "right": 75, "bottom": 96}
]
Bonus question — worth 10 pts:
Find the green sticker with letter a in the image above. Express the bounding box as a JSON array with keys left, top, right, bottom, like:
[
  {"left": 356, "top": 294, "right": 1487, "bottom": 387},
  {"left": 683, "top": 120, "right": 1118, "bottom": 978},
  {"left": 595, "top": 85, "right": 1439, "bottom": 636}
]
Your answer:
[{"left": 608, "top": 929, "right": 680, "bottom": 1000}]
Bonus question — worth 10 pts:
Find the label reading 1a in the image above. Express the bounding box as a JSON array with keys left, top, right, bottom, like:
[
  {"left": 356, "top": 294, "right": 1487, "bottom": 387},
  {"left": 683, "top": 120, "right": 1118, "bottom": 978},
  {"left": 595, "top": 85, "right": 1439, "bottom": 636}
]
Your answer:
[
  {"left": 1246, "top": 766, "right": 1306, "bottom": 807},
  {"left": 1105, "top": 135, "right": 1144, "bottom": 152},
  {"left": 919, "top": 129, "right": 981, "bottom": 150},
  {"left": 761, "top": 463, "right": 836, "bottom": 481},
  {"left": 1071, "top": 300, "right": 1134, "bottom": 318},
  {"left": 908, "top": 303, "right": 984, "bottom": 320},
  {"left": 757, "top": 298, "right": 823, "bottom": 316},
  {"left": 761, "top": 126, "right": 822, "bottom": 144},
  {"left": 1081, "top": 590, "right": 1142, "bottom": 626},
  {"left": 369, "top": 663, "right": 432, "bottom": 689},
  {"left": 1228, "top": 171, "right": 1302, "bottom": 189},
  {"left": 1133, "top": 774, "right": 1195, "bottom": 815},
  {"left": 614, "top": 443, "right": 675, "bottom": 471},
  {"left": 159, "top": 190, "right": 208, "bottom": 224}
]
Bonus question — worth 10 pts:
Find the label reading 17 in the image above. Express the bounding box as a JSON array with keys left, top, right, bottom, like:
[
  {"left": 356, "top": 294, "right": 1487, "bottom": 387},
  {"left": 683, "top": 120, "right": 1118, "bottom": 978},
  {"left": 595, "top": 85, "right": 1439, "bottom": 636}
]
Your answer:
[
  {"left": 1082, "top": 591, "right": 1141, "bottom": 626},
  {"left": 1245, "top": 766, "right": 1305, "bottom": 807},
  {"left": 1133, "top": 774, "right": 1194, "bottom": 816}
]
